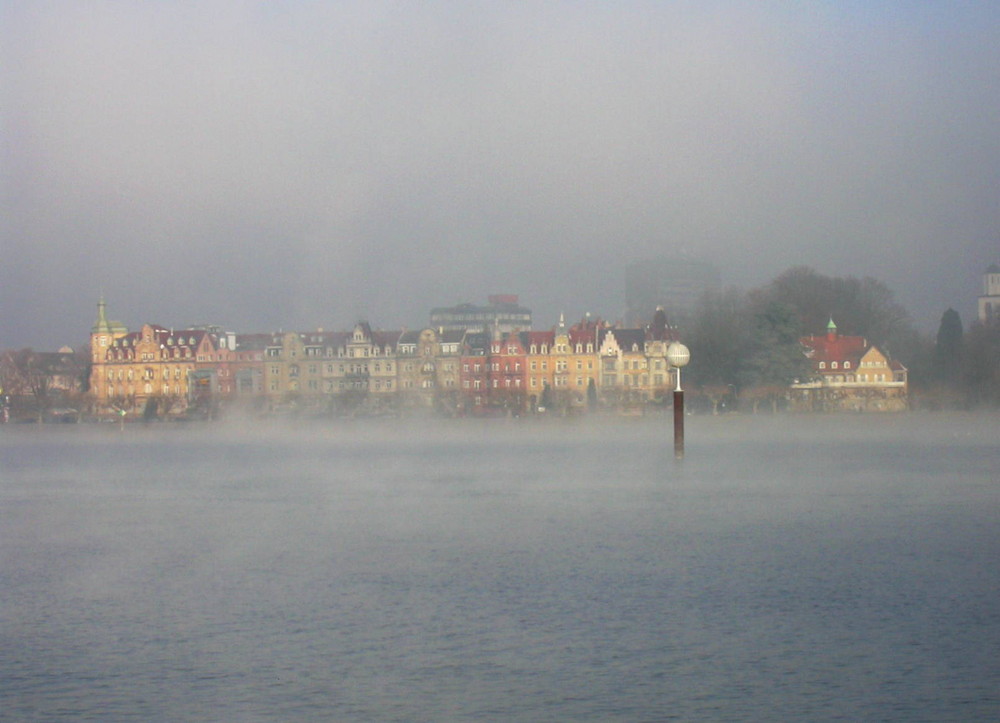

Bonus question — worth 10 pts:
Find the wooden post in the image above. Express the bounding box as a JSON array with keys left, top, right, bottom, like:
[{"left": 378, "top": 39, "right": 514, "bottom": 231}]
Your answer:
[{"left": 673, "top": 389, "right": 684, "bottom": 460}]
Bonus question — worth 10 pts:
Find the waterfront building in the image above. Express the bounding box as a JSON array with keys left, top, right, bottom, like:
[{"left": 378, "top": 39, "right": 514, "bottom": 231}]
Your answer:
[
  {"left": 643, "top": 307, "right": 674, "bottom": 396},
  {"left": 459, "top": 331, "right": 490, "bottom": 414},
  {"left": 91, "top": 322, "right": 207, "bottom": 415},
  {"left": 568, "top": 315, "right": 601, "bottom": 403},
  {"left": 790, "top": 319, "right": 908, "bottom": 412},
  {"left": 487, "top": 328, "right": 528, "bottom": 413},
  {"left": 229, "top": 334, "right": 270, "bottom": 397},
  {"left": 395, "top": 327, "right": 461, "bottom": 411},
  {"left": 81, "top": 292, "right": 689, "bottom": 417},
  {"left": 522, "top": 329, "right": 554, "bottom": 409},
  {"left": 593, "top": 310, "right": 676, "bottom": 407},
  {"left": 263, "top": 330, "right": 351, "bottom": 410},
  {"left": 333, "top": 323, "right": 398, "bottom": 399}
]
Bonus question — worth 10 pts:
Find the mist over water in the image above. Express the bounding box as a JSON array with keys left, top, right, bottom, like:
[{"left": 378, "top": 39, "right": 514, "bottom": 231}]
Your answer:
[{"left": 2, "top": 414, "right": 998, "bottom": 721}]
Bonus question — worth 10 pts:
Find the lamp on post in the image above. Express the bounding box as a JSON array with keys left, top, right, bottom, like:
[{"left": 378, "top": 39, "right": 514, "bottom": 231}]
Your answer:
[{"left": 666, "top": 341, "right": 690, "bottom": 460}]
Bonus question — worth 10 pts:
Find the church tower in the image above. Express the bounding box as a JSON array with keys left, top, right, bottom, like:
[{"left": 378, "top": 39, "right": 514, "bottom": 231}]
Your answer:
[
  {"left": 978, "top": 263, "right": 1000, "bottom": 325},
  {"left": 90, "top": 296, "right": 127, "bottom": 361},
  {"left": 89, "top": 296, "right": 128, "bottom": 403}
]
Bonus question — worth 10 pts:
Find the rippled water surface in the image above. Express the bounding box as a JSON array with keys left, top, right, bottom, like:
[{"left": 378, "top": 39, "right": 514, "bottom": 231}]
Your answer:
[{"left": 2, "top": 414, "right": 998, "bottom": 721}]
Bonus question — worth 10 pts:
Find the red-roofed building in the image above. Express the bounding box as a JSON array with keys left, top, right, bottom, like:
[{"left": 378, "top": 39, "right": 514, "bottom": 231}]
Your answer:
[{"left": 790, "top": 319, "right": 908, "bottom": 412}]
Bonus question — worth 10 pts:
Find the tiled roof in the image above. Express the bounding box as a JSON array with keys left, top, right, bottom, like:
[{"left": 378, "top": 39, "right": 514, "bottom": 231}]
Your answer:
[
  {"left": 800, "top": 333, "right": 868, "bottom": 363},
  {"left": 520, "top": 330, "right": 553, "bottom": 347},
  {"left": 609, "top": 328, "right": 646, "bottom": 351},
  {"left": 373, "top": 330, "right": 403, "bottom": 347},
  {"left": 235, "top": 334, "right": 276, "bottom": 351}
]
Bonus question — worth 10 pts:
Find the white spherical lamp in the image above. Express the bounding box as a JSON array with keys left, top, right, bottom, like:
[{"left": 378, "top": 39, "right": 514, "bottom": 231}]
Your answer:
[{"left": 667, "top": 342, "right": 690, "bottom": 392}]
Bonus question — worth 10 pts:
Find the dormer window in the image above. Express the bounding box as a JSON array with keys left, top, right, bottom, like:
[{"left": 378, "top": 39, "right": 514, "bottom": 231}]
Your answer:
[
  {"left": 844, "top": 361, "right": 851, "bottom": 369},
  {"left": 831, "top": 361, "right": 838, "bottom": 369},
  {"left": 819, "top": 362, "right": 826, "bottom": 369}
]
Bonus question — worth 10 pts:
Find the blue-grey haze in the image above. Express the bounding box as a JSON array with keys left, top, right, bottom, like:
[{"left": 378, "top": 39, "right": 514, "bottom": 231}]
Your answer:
[
  {"left": 2, "top": 413, "right": 998, "bottom": 721},
  {"left": 3, "top": 2, "right": 1000, "bottom": 349}
]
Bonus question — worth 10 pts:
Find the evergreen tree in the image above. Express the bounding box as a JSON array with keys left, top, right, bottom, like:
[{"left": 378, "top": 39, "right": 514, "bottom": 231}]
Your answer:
[
  {"left": 739, "top": 301, "right": 810, "bottom": 389},
  {"left": 933, "top": 308, "right": 963, "bottom": 384}
]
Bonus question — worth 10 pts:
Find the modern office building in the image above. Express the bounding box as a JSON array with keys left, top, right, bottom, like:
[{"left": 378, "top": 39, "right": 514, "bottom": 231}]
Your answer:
[
  {"left": 625, "top": 256, "right": 720, "bottom": 327},
  {"left": 430, "top": 295, "right": 532, "bottom": 334}
]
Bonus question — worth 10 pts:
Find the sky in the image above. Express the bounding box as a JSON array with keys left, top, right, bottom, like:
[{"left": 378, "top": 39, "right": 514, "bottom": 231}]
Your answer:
[{"left": 3, "top": 1, "right": 999, "bottom": 350}]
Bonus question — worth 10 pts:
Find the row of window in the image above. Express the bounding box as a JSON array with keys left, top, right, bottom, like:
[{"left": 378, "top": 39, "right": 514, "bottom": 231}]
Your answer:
[
  {"left": 106, "top": 366, "right": 193, "bottom": 382},
  {"left": 817, "top": 360, "right": 889, "bottom": 371}
]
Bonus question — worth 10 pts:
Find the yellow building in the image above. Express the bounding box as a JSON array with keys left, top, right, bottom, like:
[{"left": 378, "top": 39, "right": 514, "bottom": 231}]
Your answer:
[
  {"left": 790, "top": 320, "right": 908, "bottom": 412},
  {"left": 91, "top": 317, "right": 206, "bottom": 416}
]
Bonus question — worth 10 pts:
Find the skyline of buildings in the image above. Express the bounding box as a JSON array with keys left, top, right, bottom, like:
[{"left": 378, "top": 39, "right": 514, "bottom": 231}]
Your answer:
[{"left": 7, "top": 262, "right": 1000, "bottom": 421}]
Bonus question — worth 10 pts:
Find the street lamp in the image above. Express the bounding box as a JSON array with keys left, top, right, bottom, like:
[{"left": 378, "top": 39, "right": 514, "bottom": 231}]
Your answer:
[{"left": 667, "top": 341, "right": 690, "bottom": 460}]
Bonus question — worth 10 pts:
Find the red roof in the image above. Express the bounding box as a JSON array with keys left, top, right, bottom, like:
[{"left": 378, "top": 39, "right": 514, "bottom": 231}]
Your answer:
[{"left": 800, "top": 332, "right": 868, "bottom": 366}]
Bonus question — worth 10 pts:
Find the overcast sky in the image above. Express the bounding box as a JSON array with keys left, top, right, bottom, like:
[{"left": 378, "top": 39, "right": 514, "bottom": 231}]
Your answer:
[{"left": 3, "top": 1, "right": 998, "bottom": 349}]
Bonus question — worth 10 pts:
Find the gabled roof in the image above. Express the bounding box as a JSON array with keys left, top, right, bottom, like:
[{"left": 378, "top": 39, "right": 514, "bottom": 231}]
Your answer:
[
  {"left": 498, "top": 332, "right": 526, "bottom": 353},
  {"left": 568, "top": 320, "right": 600, "bottom": 346},
  {"left": 372, "top": 330, "right": 403, "bottom": 348},
  {"left": 608, "top": 328, "right": 646, "bottom": 352},
  {"left": 519, "top": 330, "right": 553, "bottom": 348},
  {"left": 800, "top": 333, "right": 868, "bottom": 363}
]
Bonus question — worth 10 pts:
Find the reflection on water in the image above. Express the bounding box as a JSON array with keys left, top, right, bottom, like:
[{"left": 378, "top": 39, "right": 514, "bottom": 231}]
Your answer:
[{"left": 2, "top": 414, "right": 998, "bottom": 721}]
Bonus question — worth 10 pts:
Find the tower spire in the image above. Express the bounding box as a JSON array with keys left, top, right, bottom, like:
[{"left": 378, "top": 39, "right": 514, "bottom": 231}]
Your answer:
[{"left": 93, "top": 294, "right": 109, "bottom": 334}]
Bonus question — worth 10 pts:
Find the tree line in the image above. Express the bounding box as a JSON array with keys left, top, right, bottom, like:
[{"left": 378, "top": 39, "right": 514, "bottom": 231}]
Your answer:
[{"left": 682, "top": 265, "right": 1000, "bottom": 410}]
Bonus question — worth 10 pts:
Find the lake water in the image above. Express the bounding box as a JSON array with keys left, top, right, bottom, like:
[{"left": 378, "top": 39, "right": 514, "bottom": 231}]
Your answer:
[{"left": 2, "top": 413, "right": 998, "bottom": 721}]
